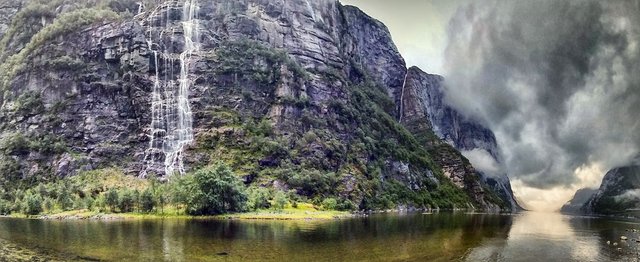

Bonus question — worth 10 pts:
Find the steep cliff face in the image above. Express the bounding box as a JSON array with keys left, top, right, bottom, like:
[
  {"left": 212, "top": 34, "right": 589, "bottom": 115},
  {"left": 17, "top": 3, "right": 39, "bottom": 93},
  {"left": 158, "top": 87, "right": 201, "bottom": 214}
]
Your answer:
[
  {"left": 0, "top": 1, "right": 25, "bottom": 38},
  {"left": 560, "top": 187, "right": 596, "bottom": 214},
  {"left": 0, "top": 0, "right": 511, "bottom": 211},
  {"left": 400, "top": 66, "right": 522, "bottom": 211},
  {"left": 582, "top": 165, "right": 640, "bottom": 216}
]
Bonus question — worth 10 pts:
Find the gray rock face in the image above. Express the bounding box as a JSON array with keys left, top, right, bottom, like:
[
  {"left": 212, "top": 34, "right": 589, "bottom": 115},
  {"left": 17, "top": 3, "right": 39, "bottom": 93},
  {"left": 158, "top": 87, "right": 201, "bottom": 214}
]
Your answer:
[
  {"left": 560, "top": 187, "right": 597, "bottom": 214},
  {"left": 1, "top": 0, "right": 408, "bottom": 175},
  {"left": 582, "top": 165, "right": 640, "bottom": 216},
  {"left": 0, "top": 0, "right": 26, "bottom": 39},
  {"left": 402, "top": 66, "right": 499, "bottom": 157},
  {"left": 341, "top": 5, "right": 407, "bottom": 112},
  {"left": 0, "top": 0, "right": 512, "bottom": 211},
  {"left": 401, "top": 66, "right": 523, "bottom": 211}
]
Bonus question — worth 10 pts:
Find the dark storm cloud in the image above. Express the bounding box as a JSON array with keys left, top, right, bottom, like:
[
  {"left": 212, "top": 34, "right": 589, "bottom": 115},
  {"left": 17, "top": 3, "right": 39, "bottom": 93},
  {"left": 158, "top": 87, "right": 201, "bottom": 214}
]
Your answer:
[{"left": 443, "top": 0, "right": 640, "bottom": 189}]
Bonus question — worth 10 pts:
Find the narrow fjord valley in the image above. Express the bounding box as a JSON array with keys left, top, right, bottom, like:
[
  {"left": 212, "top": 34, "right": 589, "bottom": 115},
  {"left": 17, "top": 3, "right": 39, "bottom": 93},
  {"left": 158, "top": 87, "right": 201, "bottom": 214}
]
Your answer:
[{"left": 0, "top": 0, "right": 640, "bottom": 261}]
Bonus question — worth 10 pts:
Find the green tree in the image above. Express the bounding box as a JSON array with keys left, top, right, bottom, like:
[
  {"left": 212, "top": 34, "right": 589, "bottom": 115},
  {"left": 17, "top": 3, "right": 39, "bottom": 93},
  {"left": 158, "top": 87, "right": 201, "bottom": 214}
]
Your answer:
[
  {"left": 154, "top": 184, "right": 168, "bottom": 214},
  {"left": 183, "top": 163, "right": 248, "bottom": 215},
  {"left": 247, "top": 187, "right": 271, "bottom": 211},
  {"left": 0, "top": 199, "right": 11, "bottom": 215},
  {"left": 132, "top": 189, "right": 140, "bottom": 212},
  {"left": 43, "top": 197, "right": 54, "bottom": 212},
  {"left": 321, "top": 198, "right": 337, "bottom": 210},
  {"left": 105, "top": 188, "right": 119, "bottom": 212},
  {"left": 57, "top": 181, "right": 74, "bottom": 211},
  {"left": 118, "top": 189, "right": 135, "bottom": 213},
  {"left": 140, "top": 188, "right": 155, "bottom": 213},
  {"left": 94, "top": 194, "right": 107, "bottom": 212},
  {"left": 273, "top": 191, "right": 288, "bottom": 210},
  {"left": 24, "top": 192, "right": 43, "bottom": 215}
]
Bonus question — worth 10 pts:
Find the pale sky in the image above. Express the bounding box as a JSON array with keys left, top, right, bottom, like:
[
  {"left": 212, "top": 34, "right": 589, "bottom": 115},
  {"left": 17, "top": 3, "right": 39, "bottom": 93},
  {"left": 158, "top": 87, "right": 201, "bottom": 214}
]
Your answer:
[{"left": 340, "top": 0, "right": 460, "bottom": 75}]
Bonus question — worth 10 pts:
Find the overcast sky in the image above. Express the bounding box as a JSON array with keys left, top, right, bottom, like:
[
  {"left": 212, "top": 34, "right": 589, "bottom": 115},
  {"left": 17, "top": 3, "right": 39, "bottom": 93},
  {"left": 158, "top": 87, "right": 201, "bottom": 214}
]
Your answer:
[{"left": 341, "top": 0, "right": 640, "bottom": 211}]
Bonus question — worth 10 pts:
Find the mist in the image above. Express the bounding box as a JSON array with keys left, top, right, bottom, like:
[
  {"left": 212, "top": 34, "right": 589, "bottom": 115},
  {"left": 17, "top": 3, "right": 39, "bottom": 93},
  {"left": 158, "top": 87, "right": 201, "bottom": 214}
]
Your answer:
[{"left": 440, "top": 0, "right": 640, "bottom": 209}]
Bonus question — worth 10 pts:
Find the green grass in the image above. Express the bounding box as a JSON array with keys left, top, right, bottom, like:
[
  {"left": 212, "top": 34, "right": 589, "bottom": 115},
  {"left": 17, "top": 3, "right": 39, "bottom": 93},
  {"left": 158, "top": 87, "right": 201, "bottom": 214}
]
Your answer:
[
  {"left": 217, "top": 203, "right": 350, "bottom": 220},
  {"left": 10, "top": 203, "right": 349, "bottom": 221}
]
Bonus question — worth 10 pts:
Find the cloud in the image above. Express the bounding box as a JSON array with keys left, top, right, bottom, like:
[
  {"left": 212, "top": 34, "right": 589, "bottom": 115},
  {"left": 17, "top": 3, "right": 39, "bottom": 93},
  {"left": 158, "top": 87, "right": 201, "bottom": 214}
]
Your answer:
[
  {"left": 442, "top": 0, "right": 640, "bottom": 193},
  {"left": 461, "top": 148, "right": 502, "bottom": 175},
  {"left": 614, "top": 189, "right": 640, "bottom": 203}
]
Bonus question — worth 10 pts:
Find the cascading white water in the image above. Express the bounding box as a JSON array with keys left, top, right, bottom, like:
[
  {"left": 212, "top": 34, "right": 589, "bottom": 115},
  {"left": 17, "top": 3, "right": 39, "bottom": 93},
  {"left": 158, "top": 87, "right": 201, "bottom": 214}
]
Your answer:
[
  {"left": 399, "top": 72, "right": 408, "bottom": 122},
  {"left": 143, "top": 0, "right": 199, "bottom": 177},
  {"left": 164, "top": 0, "right": 198, "bottom": 176}
]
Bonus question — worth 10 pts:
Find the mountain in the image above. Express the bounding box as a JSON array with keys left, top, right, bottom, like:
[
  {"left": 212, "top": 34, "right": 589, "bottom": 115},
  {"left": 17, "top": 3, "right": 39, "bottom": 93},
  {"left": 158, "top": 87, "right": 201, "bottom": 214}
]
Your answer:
[
  {"left": 560, "top": 187, "right": 596, "bottom": 214},
  {"left": 399, "top": 66, "right": 523, "bottom": 211},
  {"left": 582, "top": 165, "right": 640, "bottom": 216},
  {"left": 0, "top": 0, "right": 516, "bottom": 211}
]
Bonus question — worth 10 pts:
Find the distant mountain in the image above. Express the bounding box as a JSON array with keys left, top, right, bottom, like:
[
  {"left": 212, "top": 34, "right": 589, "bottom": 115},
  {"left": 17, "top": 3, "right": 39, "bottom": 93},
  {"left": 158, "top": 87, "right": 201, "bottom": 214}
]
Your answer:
[
  {"left": 560, "top": 187, "right": 597, "bottom": 214},
  {"left": 582, "top": 165, "right": 640, "bottom": 216}
]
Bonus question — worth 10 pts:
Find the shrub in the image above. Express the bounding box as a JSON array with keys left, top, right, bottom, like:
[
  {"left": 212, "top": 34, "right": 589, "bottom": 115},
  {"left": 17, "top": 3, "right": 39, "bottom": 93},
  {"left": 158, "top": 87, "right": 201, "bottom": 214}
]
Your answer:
[
  {"left": 182, "top": 163, "right": 248, "bottom": 215},
  {"left": 321, "top": 198, "right": 338, "bottom": 210},
  {"left": 105, "top": 188, "right": 119, "bottom": 212},
  {"left": 140, "top": 188, "right": 155, "bottom": 213},
  {"left": 285, "top": 169, "right": 338, "bottom": 197},
  {"left": 247, "top": 187, "right": 271, "bottom": 211},
  {"left": 57, "top": 182, "right": 74, "bottom": 211},
  {"left": 153, "top": 184, "right": 168, "bottom": 214},
  {"left": 43, "top": 197, "right": 54, "bottom": 212},
  {"left": 0, "top": 132, "right": 30, "bottom": 155},
  {"left": 24, "top": 192, "right": 43, "bottom": 215},
  {"left": 118, "top": 189, "right": 135, "bottom": 213},
  {"left": 72, "top": 195, "right": 85, "bottom": 209},
  {"left": 94, "top": 194, "right": 107, "bottom": 212},
  {"left": 0, "top": 199, "right": 11, "bottom": 215},
  {"left": 336, "top": 199, "right": 356, "bottom": 211},
  {"left": 273, "top": 191, "right": 288, "bottom": 210}
]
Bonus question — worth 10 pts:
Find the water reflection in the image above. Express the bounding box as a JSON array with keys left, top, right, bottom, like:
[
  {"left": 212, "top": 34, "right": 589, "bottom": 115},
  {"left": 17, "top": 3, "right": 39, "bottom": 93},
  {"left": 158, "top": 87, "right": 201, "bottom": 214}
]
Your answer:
[
  {"left": 465, "top": 212, "right": 640, "bottom": 262},
  {"left": 0, "top": 212, "right": 639, "bottom": 261}
]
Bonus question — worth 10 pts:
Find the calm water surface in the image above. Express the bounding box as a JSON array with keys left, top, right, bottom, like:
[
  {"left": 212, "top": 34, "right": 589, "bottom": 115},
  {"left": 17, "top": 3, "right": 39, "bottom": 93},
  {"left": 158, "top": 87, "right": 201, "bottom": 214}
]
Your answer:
[{"left": 0, "top": 212, "right": 639, "bottom": 261}]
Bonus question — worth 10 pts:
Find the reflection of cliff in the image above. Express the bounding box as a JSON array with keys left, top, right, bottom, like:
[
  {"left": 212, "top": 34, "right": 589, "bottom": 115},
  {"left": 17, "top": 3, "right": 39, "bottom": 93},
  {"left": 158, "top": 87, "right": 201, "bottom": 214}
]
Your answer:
[{"left": 0, "top": 214, "right": 514, "bottom": 261}]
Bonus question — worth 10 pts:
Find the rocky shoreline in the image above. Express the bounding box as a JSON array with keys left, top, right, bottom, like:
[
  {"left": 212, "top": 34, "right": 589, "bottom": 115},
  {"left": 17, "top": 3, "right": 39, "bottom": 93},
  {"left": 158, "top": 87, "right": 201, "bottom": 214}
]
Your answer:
[{"left": 2, "top": 206, "right": 515, "bottom": 222}]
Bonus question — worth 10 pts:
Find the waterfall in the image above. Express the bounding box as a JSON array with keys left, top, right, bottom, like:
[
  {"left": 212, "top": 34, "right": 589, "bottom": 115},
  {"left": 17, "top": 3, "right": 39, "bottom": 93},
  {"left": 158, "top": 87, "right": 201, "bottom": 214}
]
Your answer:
[
  {"left": 164, "top": 0, "right": 198, "bottom": 176},
  {"left": 398, "top": 72, "right": 408, "bottom": 122},
  {"left": 143, "top": 0, "right": 199, "bottom": 177}
]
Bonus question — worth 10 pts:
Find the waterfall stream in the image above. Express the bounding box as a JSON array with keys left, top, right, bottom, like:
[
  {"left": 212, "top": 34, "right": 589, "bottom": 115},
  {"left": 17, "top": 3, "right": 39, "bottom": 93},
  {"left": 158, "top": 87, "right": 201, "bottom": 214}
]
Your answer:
[{"left": 143, "top": 0, "right": 199, "bottom": 177}]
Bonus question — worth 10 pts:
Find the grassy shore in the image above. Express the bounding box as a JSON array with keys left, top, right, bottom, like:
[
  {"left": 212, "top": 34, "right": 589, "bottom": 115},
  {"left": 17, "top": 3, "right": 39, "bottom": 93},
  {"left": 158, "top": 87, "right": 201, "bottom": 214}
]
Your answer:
[{"left": 8, "top": 203, "right": 351, "bottom": 221}]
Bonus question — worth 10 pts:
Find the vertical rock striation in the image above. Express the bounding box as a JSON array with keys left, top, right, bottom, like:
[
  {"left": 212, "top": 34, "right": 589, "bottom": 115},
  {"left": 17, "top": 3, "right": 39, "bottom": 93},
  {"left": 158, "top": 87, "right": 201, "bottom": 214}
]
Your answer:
[{"left": 0, "top": 0, "right": 515, "bottom": 211}]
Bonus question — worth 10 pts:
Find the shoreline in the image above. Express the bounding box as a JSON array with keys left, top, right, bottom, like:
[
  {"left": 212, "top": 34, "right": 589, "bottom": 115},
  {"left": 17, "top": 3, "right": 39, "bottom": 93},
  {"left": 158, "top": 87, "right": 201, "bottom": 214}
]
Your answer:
[
  {"left": 1, "top": 207, "right": 519, "bottom": 222},
  {"left": 2, "top": 209, "right": 355, "bottom": 221}
]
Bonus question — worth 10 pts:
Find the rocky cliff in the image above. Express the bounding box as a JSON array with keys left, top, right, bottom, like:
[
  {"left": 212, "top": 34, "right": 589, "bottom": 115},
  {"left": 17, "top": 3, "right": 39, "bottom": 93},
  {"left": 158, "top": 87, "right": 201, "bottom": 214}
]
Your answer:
[
  {"left": 582, "top": 165, "right": 640, "bottom": 216},
  {"left": 400, "top": 66, "right": 522, "bottom": 211},
  {"left": 560, "top": 187, "right": 596, "bottom": 214},
  {"left": 0, "top": 0, "right": 514, "bottom": 211}
]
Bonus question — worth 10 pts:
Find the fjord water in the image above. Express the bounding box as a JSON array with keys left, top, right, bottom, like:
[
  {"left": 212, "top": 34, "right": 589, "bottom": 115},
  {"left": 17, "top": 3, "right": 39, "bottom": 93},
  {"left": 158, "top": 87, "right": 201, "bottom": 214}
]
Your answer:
[{"left": 0, "top": 213, "right": 638, "bottom": 261}]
